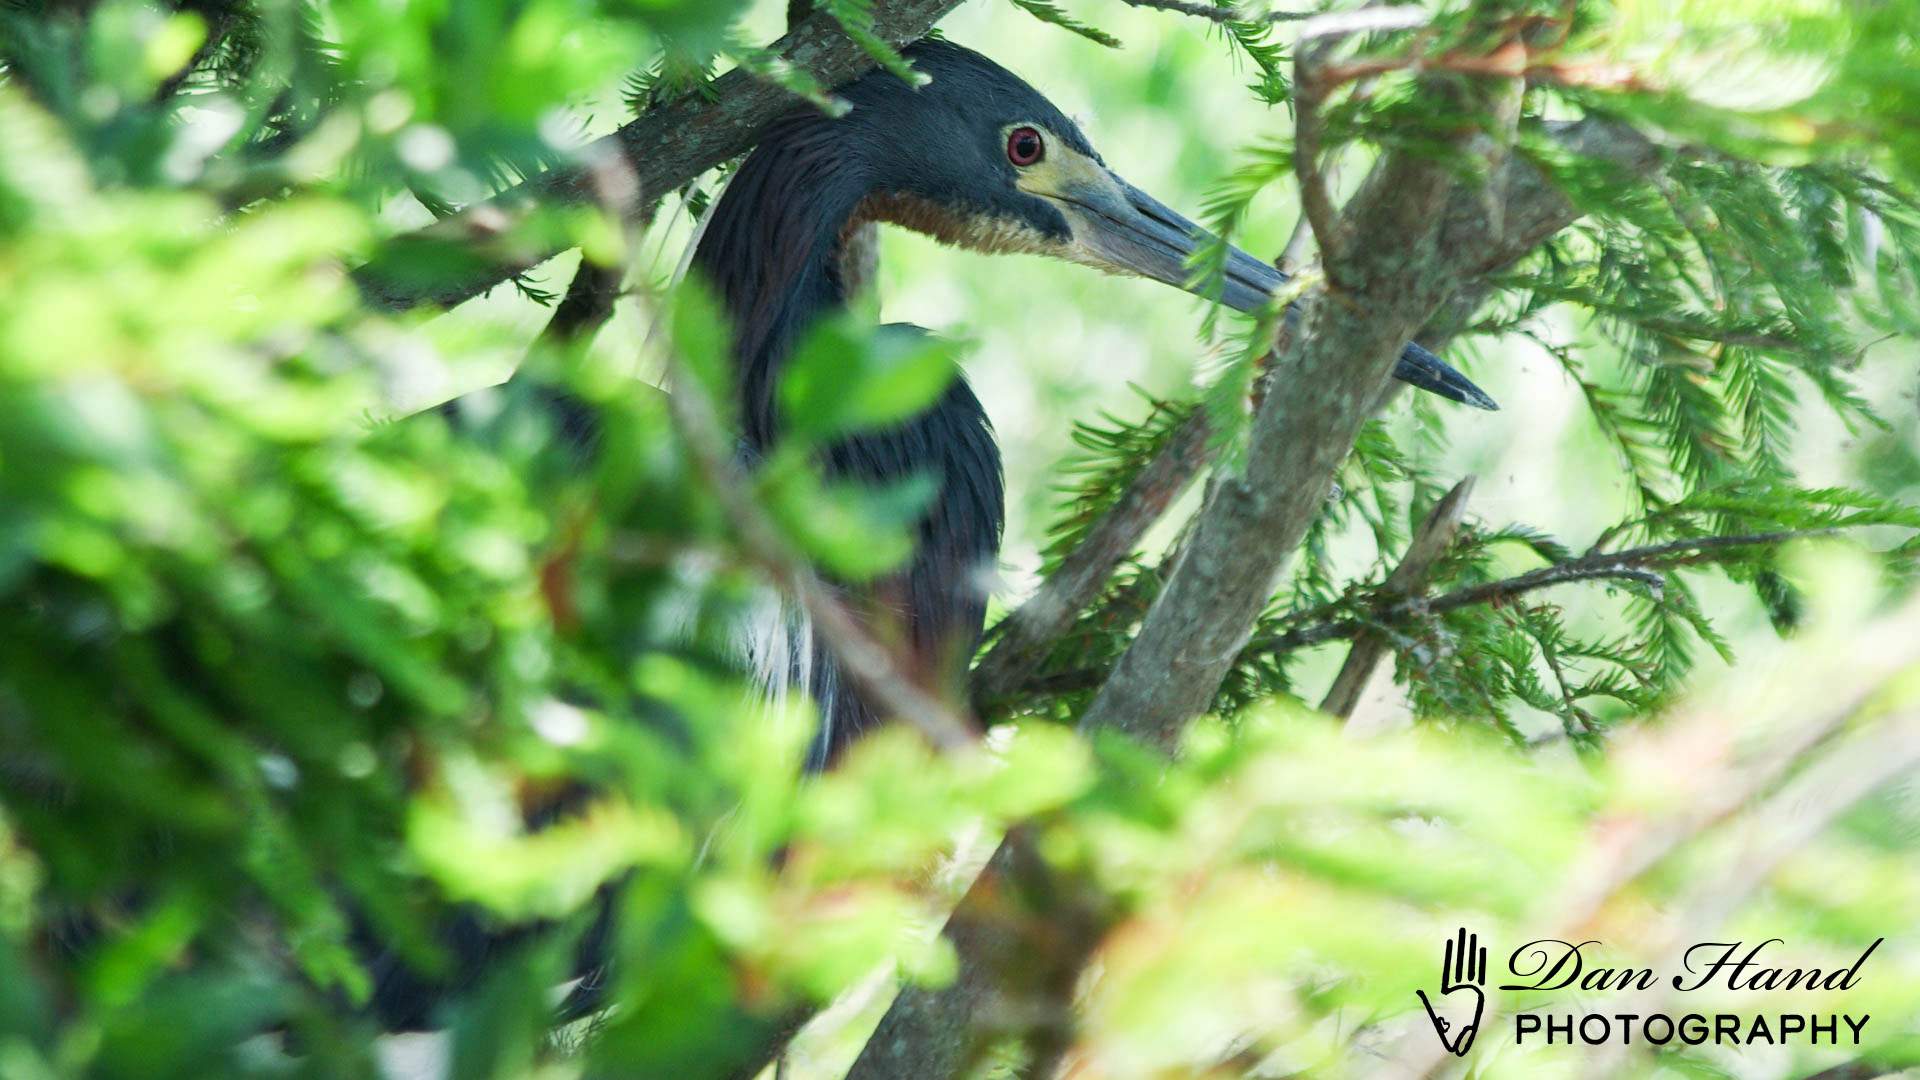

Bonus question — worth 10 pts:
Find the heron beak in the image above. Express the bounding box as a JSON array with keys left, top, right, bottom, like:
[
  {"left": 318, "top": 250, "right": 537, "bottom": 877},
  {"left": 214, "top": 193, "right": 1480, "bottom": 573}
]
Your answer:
[
  {"left": 1064, "top": 178, "right": 1288, "bottom": 315},
  {"left": 1052, "top": 173, "right": 1500, "bottom": 411}
]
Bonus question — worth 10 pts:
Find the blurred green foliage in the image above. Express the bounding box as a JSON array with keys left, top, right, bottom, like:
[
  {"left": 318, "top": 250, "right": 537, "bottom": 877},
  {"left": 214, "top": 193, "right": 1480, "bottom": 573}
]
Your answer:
[{"left": 0, "top": 0, "right": 1918, "bottom": 1078}]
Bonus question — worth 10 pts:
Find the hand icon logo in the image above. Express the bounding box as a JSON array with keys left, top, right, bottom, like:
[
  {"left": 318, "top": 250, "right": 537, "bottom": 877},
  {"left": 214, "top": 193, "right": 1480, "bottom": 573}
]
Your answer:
[{"left": 1416, "top": 928, "right": 1488, "bottom": 1057}]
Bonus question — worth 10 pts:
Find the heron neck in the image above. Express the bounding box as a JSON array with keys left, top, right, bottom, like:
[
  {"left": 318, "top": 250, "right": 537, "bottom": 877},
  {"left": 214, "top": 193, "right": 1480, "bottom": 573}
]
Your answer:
[{"left": 690, "top": 116, "right": 876, "bottom": 451}]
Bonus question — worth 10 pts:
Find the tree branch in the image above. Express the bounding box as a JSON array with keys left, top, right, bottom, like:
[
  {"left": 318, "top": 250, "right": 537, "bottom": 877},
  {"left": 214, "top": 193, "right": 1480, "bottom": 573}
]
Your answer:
[
  {"left": 1290, "top": 49, "right": 1349, "bottom": 273},
  {"left": 351, "top": 0, "right": 969, "bottom": 313}
]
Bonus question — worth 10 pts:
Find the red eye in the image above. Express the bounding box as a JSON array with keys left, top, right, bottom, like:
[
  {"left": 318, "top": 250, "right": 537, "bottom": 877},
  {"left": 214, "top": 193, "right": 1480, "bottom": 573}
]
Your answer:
[{"left": 1007, "top": 126, "right": 1045, "bottom": 167}]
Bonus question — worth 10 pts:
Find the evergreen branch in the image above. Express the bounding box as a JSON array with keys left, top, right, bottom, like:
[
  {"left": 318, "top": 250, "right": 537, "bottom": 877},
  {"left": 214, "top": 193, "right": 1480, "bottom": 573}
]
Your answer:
[
  {"left": 1009, "top": 0, "right": 1124, "bottom": 46},
  {"left": 821, "top": 0, "right": 931, "bottom": 85},
  {"left": 1289, "top": 9, "right": 1504, "bottom": 280}
]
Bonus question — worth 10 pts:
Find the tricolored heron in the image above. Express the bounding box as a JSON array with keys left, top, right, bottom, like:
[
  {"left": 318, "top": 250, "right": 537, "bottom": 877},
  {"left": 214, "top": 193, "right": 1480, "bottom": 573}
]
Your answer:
[{"left": 695, "top": 39, "right": 1493, "bottom": 768}]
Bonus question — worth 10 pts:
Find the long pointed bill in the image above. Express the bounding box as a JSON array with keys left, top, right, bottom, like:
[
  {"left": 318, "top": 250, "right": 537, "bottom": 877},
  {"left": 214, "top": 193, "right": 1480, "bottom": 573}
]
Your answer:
[{"left": 1056, "top": 175, "right": 1499, "bottom": 411}]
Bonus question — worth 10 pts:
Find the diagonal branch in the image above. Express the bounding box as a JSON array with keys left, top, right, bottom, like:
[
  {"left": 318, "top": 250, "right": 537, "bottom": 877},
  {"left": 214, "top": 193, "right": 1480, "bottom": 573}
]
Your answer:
[
  {"left": 1322, "top": 475, "right": 1475, "bottom": 725},
  {"left": 351, "top": 0, "right": 969, "bottom": 313},
  {"left": 1080, "top": 125, "right": 1466, "bottom": 751},
  {"left": 541, "top": 259, "right": 626, "bottom": 346}
]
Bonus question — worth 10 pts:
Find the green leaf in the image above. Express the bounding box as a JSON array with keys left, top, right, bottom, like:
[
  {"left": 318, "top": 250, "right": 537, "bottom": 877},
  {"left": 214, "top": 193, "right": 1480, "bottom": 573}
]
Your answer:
[
  {"left": 757, "top": 447, "right": 934, "bottom": 580},
  {"left": 779, "top": 318, "right": 962, "bottom": 443},
  {"left": 665, "top": 274, "right": 739, "bottom": 430}
]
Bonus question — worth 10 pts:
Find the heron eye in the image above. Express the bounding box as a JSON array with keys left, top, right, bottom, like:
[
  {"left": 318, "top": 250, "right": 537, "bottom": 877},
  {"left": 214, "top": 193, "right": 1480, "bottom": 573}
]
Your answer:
[{"left": 1007, "top": 127, "right": 1045, "bottom": 167}]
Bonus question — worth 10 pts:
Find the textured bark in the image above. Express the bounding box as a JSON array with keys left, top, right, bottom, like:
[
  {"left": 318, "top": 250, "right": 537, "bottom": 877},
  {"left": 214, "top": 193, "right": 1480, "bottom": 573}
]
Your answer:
[
  {"left": 1080, "top": 156, "right": 1459, "bottom": 750},
  {"left": 351, "top": 0, "right": 969, "bottom": 312}
]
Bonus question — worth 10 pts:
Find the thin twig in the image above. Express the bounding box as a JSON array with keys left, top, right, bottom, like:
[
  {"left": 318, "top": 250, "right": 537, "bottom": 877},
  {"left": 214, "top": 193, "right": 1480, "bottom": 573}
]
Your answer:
[
  {"left": 1291, "top": 47, "right": 1349, "bottom": 273},
  {"left": 1015, "top": 528, "right": 1824, "bottom": 700},
  {"left": 1251, "top": 529, "right": 1828, "bottom": 656},
  {"left": 1289, "top": 6, "right": 1445, "bottom": 279},
  {"left": 1120, "top": 0, "right": 1312, "bottom": 24}
]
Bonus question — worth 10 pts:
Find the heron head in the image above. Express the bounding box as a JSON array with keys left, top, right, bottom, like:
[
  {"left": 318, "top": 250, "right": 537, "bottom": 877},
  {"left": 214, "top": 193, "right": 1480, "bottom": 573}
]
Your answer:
[{"left": 843, "top": 41, "right": 1291, "bottom": 315}]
